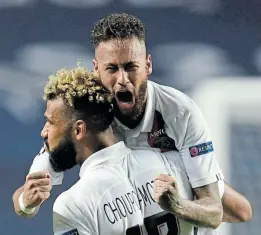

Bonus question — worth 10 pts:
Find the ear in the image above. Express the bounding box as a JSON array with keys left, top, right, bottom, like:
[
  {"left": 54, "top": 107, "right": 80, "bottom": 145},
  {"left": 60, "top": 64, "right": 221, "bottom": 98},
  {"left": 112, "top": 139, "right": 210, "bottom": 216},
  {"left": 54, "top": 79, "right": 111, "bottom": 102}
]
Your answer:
[
  {"left": 146, "top": 54, "right": 152, "bottom": 76},
  {"left": 92, "top": 59, "right": 99, "bottom": 77},
  {"left": 74, "top": 120, "right": 87, "bottom": 141}
]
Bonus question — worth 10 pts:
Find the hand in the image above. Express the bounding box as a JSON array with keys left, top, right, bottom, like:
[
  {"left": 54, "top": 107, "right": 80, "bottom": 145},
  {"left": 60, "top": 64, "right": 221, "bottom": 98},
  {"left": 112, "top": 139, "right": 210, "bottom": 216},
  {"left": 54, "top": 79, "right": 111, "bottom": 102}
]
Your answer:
[
  {"left": 153, "top": 174, "right": 182, "bottom": 213},
  {"left": 23, "top": 171, "right": 52, "bottom": 208}
]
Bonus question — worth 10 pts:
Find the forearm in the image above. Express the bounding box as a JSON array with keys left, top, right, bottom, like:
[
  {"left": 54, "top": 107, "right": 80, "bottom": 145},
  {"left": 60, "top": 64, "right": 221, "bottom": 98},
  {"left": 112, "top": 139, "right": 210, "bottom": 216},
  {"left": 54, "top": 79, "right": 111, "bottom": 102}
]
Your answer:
[
  {"left": 12, "top": 186, "right": 38, "bottom": 218},
  {"left": 170, "top": 196, "right": 223, "bottom": 229},
  {"left": 154, "top": 176, "right": 223, "bottom": 229}
]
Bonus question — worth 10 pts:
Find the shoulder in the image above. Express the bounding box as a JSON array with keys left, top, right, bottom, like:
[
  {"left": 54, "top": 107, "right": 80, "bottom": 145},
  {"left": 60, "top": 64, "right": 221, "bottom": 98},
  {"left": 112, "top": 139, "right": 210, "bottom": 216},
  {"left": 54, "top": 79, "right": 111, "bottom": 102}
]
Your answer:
[
  {"left": 148, "top": 81, "right": 208, "bottom": 148},
  {"left": 54, "top": 166, "right": 128, "bottom": 212},
  {"left": 53, "top": 174, "right": 97, "bottom": 214},
  {"left": 149, "top": 81, "right": 198, "bottom": 117}
]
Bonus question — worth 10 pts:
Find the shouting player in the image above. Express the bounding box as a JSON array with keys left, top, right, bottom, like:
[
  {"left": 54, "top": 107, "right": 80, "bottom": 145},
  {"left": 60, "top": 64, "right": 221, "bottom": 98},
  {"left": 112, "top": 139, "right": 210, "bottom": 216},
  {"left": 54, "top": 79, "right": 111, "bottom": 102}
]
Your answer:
[{"left": 13, "top": 13, "right": 251, "bottom": 227}]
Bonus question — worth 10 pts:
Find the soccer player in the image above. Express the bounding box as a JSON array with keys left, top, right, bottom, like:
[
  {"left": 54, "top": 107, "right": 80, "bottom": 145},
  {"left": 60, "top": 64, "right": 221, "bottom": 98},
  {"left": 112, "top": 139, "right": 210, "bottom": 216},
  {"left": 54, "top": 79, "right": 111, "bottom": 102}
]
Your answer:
[
  {"left": 45, "top": 67, "right": 222, "bottom": 235},
  {"left": 13, "top": 13, "right": 251, "bottom": 225},
  {"left": 43, "top": 68, "right": 144, "bottom": 235}
]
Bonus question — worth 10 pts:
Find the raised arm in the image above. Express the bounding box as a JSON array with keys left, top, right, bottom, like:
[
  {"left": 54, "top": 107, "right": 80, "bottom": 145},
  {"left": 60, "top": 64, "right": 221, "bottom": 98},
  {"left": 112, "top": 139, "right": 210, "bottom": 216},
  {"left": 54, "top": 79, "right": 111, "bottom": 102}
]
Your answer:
[
  {"left": 154, "top": 174, "right": 223, "bottom": 229},
  {"left": 13, "top": 148, "right": 64, "bottom": 218},
  {"left": 13, "top": 171, "right": 51, "bottom": 218}
]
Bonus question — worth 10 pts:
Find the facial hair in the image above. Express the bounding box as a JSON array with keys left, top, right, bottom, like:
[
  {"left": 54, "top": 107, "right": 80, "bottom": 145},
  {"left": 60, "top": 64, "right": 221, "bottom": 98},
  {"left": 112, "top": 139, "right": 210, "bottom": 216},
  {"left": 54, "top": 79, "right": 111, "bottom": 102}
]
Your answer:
[
  {"left": 132, "top": 81, "right": 147, "bottom": 120},
  {"left": 48, "top": 136, "right": 77, "bottom": 173}
]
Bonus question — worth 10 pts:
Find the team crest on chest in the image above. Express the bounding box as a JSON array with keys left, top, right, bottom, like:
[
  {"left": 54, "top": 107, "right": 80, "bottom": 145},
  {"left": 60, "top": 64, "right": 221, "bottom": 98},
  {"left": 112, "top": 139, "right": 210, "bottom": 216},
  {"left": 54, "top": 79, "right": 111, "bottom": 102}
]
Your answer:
[{"left": 147, "top": 111, "right": 177, "bottom": 152}]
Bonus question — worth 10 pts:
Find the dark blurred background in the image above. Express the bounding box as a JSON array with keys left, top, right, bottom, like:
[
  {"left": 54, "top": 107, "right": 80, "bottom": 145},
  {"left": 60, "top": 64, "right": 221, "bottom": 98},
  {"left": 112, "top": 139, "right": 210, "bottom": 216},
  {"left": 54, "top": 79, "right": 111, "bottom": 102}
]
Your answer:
[{"left": 0, "top": 0, "right": 260, "bottom": 234}]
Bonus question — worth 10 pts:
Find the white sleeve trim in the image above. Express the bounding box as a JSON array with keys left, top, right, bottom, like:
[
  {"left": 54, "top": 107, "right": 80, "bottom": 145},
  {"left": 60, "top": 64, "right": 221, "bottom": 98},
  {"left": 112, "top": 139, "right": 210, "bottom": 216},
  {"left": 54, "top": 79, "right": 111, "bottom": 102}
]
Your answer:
[
  {"left": 190, "top": 173, "right": 224, "bottom": 188},
  {"left": 218, "top": 180, "right": 225, "bottom": 198}
]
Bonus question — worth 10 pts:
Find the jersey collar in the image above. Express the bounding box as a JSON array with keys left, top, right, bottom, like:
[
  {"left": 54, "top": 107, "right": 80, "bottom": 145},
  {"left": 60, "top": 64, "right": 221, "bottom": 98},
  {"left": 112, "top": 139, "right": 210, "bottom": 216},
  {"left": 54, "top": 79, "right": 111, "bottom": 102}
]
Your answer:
[
  {"left": 114, "top": 81, "right": 155, "bottom": 137},
  {"left": 79, "top": 141, "right": 131, "bottom": 178}
]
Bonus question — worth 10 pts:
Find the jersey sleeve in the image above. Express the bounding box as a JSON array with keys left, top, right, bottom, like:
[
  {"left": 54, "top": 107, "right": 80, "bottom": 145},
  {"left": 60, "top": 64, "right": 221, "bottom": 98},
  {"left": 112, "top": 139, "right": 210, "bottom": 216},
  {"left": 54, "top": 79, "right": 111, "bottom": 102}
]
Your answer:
[
  {"left": 53, "top": 193, "right": 96, "bottom": 235},
  {"left": 29, "top": 147, "right": 64, "bottom": 186},
  {"left": 178, "top": 101, "right": 224, "bottom": 188}
]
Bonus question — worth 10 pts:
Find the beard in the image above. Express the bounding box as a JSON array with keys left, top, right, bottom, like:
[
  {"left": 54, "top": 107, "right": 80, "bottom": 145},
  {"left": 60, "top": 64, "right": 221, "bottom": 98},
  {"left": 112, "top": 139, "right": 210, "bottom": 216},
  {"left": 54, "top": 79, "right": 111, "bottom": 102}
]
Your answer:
[
  {"left": 114, "top": 81, "right": 147, "bottom": 123},
  {"left": 47, "top": 135, "right": 77, "bottom": 173}
]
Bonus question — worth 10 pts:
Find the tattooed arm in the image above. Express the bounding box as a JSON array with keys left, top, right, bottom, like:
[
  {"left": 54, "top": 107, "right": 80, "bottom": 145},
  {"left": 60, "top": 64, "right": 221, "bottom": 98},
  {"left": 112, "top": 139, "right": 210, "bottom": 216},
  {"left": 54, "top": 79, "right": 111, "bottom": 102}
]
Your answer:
[{"left": 154, "top": 174, "right": 223, "bottom": 229}]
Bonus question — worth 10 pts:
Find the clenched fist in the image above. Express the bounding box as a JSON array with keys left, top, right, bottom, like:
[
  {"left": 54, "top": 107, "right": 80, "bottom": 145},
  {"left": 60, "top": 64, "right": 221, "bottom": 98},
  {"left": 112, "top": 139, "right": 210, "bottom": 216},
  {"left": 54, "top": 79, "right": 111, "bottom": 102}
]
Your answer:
[
  {"left": 153, "top": 174, "right": 182, "bottom": 213},
  {"left": 23, "top": 171, "right": 52, "bottom": 208}
]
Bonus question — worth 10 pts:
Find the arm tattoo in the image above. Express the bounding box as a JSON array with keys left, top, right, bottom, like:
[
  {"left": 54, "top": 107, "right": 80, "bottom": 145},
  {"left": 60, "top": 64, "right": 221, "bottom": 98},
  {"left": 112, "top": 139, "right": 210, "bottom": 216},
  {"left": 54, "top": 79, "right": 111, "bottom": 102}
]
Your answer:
[{"left": 170, "top": 182, "right": 223, "bottom": 228}]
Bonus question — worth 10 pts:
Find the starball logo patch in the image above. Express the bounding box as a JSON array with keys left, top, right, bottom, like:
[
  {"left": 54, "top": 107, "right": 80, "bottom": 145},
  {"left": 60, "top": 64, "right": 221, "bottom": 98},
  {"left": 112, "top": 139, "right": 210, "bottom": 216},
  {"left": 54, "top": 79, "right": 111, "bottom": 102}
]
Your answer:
[{"left": 189, "top": 141, "right": 214, "bottom": 158}]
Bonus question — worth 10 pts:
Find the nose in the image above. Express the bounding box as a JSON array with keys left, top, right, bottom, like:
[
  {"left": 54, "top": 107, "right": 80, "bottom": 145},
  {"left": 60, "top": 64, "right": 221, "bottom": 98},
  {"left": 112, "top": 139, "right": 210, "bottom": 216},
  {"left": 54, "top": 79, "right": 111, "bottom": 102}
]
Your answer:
[
  {"left": 41, "top": 123, "right": 48, "bottom": 138},
  {"left": 117, "top": 69, "right": 130, "bottom": 86}
]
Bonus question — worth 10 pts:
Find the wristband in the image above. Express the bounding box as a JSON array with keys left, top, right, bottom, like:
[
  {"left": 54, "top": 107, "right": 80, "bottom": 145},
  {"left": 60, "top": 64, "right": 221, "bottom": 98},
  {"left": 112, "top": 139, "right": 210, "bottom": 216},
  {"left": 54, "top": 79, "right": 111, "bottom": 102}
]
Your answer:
[{"left": 18, "top": 192, "right": 36, "bottom": 214}]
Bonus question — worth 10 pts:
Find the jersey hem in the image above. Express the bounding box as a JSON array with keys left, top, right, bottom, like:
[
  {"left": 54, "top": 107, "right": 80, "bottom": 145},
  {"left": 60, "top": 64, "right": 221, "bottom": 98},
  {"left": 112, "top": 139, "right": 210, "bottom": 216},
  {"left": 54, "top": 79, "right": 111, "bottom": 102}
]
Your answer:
[{"left": 190, "top": 173, "right": 224, "bottom": 188}]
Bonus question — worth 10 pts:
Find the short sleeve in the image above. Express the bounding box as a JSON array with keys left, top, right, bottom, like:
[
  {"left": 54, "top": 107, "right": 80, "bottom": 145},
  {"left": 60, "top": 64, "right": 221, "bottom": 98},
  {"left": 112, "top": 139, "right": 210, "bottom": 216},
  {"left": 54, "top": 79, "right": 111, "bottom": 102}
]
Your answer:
[
  {"left": 178, "top": 102, "right": 224, "bottom": 188},
  {"left": 29, "top": 147, "right": 64, "bottom": 185}
]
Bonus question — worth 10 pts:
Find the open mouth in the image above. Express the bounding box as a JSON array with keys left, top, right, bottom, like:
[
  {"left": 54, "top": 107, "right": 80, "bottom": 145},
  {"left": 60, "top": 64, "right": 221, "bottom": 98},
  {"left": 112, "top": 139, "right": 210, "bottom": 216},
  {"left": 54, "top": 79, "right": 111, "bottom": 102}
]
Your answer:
[{"left": 115, "top": 91, "right": 135, "bottom": 110}]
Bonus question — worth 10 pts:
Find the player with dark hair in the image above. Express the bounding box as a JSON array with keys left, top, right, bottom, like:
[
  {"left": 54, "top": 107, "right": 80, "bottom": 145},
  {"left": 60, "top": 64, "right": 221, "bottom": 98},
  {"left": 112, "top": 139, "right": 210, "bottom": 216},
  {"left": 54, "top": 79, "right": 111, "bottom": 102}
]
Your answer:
[
  {"left": 13, "top": 13, "right": 251, "bottom": 231},
  {"left": 91, "top": 13, "right": 252, "bottom": 225}
]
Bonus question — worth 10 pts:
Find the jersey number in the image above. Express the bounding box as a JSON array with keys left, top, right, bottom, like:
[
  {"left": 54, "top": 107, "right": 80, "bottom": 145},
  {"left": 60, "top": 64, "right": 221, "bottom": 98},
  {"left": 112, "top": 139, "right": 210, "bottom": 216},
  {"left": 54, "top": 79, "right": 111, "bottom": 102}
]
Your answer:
[{"left": 126, "top": 211, "right": 179, "bottom": 235}]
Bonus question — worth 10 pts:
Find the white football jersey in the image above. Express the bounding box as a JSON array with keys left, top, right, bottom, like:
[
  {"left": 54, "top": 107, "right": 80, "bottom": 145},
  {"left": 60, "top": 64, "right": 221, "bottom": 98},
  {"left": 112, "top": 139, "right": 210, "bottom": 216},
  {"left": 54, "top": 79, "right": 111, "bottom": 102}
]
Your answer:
[
  {"left": 112, "top": 81, "right": 224, "bottom": 188},
  {"left": 53, "top": 142, "right": 222, "bottom": 235},
  {"left": 53, "top": 142, "right": 144, "bottom": 235},
  {"left": 126, "top": 148, "right": 197, "bottom": 235}
]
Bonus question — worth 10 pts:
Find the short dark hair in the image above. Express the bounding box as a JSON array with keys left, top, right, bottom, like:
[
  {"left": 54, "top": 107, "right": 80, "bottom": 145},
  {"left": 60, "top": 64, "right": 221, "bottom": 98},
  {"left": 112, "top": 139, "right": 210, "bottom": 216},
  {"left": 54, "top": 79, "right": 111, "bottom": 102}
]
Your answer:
[
  {"left": 91, "top": 13, "right": 146, "bottom": 48},
  {"left": 44, "top": 67, "right": 114, "bottom": 133}
]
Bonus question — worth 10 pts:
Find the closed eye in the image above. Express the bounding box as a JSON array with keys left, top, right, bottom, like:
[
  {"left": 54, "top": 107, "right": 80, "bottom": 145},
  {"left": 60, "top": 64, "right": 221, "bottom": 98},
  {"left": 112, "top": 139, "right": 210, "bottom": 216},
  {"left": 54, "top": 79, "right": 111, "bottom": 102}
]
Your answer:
[
  {"left": 124, "top": 63, "right": 139, "bottom": 71},
  {"left": 106, "top": 67, "right": 116, "bottom": 70}
]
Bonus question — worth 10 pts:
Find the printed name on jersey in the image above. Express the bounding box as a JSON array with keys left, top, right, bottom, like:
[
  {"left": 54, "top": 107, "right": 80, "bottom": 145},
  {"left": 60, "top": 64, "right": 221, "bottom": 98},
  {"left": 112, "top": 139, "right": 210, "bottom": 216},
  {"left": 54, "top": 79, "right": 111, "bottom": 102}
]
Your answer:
[
  {"left": 61, "top": 229, "right": 79, "bottom": 235},
  {"left": 189, "top": 141, "right": 214, "bottom": 157},
  {"left": 147, "top": 111, "right": 177, "bottom": 152},
  {"left": 103, "top": 180, "right": 155, "bottom": 224}
]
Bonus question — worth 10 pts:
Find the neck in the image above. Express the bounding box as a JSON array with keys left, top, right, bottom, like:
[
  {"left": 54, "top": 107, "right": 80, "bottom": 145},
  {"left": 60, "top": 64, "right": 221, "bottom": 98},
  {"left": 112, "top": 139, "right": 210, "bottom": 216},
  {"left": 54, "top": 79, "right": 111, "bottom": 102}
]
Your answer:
[
  {"left": 115, "top": 108, "right": 145, "bottom": 129},
  {"left": 95, "top": 127, "right": 119, "bottom": 150},
  {"left": 77, "top": 127, "right": 118, "bottom": 165}
]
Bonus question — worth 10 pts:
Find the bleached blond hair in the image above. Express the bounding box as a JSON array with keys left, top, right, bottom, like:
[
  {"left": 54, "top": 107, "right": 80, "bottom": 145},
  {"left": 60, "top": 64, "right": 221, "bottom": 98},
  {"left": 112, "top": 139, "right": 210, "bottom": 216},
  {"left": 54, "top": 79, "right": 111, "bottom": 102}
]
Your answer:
[
  {"left": 44, "top": 66, "right": 112, "bottom": 106},
  {"left": 43, "top": 66, "right": 114, "bottom": 132}
]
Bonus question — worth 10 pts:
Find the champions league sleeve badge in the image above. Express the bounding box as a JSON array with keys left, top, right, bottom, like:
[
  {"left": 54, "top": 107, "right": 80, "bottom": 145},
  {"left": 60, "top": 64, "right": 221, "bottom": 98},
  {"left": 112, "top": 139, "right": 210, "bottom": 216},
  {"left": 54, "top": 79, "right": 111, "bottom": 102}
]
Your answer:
[{"left": 189, "top": 141, "right": 214, "bottom": 158}]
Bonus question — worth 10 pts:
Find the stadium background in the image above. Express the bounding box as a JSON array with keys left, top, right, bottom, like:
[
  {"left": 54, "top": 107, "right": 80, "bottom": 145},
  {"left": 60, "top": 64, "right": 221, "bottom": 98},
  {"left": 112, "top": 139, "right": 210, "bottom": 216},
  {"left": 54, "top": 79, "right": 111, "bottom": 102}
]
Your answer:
[{"left": 0, "top": 0, "right": 260, "bottom": 234}]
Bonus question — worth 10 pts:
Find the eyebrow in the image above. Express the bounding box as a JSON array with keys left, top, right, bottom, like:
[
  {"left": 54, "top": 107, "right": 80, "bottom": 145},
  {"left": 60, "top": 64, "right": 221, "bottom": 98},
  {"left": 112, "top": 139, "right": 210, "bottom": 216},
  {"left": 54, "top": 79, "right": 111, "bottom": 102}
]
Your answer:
[
  {"left": 104, "top": 63, "right": 116, "bottom": 67},
  {"left": 104, "top": 61, "right": 139, "bottom": 66}
]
